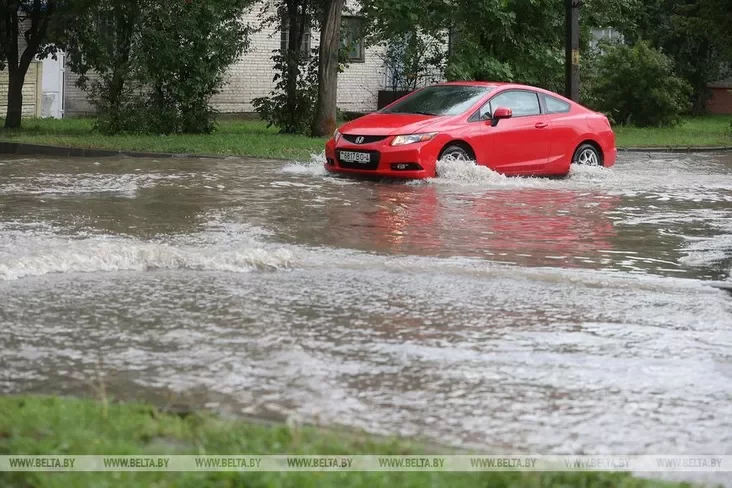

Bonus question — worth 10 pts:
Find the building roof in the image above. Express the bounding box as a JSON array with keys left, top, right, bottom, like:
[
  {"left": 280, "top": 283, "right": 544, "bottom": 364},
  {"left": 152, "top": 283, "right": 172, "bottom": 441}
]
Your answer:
[{"left": 709, "top": 77, "right": 732, "bottom": 89}]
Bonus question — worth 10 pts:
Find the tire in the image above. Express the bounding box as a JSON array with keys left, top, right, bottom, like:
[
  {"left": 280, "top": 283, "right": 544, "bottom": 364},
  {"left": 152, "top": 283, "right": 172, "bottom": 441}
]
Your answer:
[
  {"left": 435, "top": 143, "right": 475, "bottom": 177},
  {"left": 572, "top": 143, "right": 602, "bottom": 166},
  {"left": 439, "top": 144, "right": 474, "bottom": 162}
]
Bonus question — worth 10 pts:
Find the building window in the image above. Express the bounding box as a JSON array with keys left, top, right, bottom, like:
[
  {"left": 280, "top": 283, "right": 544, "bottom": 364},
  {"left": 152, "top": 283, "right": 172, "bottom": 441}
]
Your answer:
[
  {"left": 281, "top": 22, "right": 311, "bottom": 58},
  {"left": 341, "top": 16, "right": 365, "bottom": 63}
]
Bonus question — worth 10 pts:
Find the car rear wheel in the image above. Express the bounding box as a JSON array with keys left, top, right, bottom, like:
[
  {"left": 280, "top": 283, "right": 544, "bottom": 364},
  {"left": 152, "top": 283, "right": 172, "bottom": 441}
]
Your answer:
[{"left": 572, "top": 143, "right": 602, "bottom": 166}]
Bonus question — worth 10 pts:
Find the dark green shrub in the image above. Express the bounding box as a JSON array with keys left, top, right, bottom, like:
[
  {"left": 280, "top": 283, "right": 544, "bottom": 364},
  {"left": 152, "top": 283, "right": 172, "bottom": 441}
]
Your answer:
[
  {"left": 252, "top": 50, "right": 319, "bottom": 135},
  {"left": 589, "top": 41, "right": 691, "bottom": 127}
]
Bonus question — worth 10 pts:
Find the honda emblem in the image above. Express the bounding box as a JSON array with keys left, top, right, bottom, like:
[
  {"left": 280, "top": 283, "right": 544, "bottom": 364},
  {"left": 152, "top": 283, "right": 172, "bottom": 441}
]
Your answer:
[{"left": 355, "top": 136, "right": 365, "bottom": 144}]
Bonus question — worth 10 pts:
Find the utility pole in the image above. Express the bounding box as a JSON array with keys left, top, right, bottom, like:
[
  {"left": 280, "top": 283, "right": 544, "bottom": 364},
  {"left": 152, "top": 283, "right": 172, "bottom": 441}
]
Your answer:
[{"left": 565, "top": 0, "right": 580, "bottom": 101}]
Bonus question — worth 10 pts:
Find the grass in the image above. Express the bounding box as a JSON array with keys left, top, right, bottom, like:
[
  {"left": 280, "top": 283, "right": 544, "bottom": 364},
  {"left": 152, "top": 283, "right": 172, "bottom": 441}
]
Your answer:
[
  {"left": 0, "top": 118, "right": 328, "bottom": 161},
  {"left": 1, "top": 115, "right": 731, "bottom": 160},
  {"left": 0, "top": 395, "right": 688, "bottom": 488},
  {"left": 614, "top": 114, "right": 732, "bottom": 148}
]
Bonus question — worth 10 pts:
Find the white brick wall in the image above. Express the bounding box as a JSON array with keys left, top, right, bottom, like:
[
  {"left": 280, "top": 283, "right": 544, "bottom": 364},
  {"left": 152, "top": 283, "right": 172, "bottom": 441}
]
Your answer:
[{"left": 63, "top": 1, "right": 412, "bottom": 116}]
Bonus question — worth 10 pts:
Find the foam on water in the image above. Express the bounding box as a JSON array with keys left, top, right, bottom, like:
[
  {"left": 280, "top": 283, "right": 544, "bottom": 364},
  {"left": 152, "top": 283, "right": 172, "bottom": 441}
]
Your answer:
[
  {"left": 679, "top": 219, "right": 732, "bottom": 273},
  {"left": 0, "top": 239, "right": 294, "bottom": 280},
  {"left": 0, "top": 172, "right": 189, "bottom": 196},
  {"left": 428, "top": 159, "right": 616, "bottom": 187},
  {"left": 281, "top": 152, "right": 329, "bottom": 176},
  {"left": 284, "top": 153, "right": 732, "bottom": 203}
]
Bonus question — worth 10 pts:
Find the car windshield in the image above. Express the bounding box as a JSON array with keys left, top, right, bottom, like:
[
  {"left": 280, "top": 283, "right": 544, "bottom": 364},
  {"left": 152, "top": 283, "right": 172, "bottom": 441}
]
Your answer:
[{"left": 381, "top": 85, "right": 495, "bottom": 116}]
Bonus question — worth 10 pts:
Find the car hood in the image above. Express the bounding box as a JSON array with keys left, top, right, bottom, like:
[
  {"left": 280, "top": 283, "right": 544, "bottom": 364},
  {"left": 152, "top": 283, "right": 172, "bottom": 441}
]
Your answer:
[{"left": 340, "top": 113, "right": 445, "bottom": 136}]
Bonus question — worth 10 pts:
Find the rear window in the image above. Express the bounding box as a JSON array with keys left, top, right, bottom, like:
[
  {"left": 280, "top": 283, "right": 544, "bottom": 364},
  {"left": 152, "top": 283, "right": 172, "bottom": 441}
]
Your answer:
[
  {"left": 544, "top": 95, "right": 571, "bottom": 114},
  {"left": 382, "top": 85, "right": 495, "bottom": 116}
]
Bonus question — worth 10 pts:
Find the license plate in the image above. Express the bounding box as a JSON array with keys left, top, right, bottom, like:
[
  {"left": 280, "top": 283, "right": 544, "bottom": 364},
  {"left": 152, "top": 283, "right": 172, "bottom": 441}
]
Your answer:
[{"left": 339, "top": 151, "right": 371, "bottom": 163}]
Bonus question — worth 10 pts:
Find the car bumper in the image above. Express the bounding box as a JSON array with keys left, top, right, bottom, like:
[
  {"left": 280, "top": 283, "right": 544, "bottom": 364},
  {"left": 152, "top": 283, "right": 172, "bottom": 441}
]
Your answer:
[{"left": 324, "top": 139, "right": 440, "bottom": 179}]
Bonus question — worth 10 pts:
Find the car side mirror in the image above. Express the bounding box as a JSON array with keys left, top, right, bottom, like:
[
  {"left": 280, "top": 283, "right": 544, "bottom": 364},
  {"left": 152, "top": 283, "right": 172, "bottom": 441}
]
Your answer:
[{"left": 491, "top": 107, "right": 513, "bottom": 127}]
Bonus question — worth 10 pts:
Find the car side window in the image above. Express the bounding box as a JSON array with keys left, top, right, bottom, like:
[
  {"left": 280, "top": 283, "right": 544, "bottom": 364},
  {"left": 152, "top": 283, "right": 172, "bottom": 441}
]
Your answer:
[
  {"left": 489, "top": 90, "right": 541, "bottom": 117},
  {"left": 478, "top": 102, "right": 492, "bottom": 120},
  {"left": 544, "top": 95, "right": 571, "bottom": 114}
]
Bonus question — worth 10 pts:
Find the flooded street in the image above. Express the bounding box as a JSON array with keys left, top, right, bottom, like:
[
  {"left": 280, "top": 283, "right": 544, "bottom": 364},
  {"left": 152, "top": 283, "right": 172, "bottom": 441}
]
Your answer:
[{"left": 1, "top": 152, "right": 731, "bottom": 476}]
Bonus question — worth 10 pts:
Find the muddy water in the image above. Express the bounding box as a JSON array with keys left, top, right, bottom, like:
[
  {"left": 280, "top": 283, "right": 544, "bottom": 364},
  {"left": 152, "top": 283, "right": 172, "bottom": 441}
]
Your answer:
[{"left": 1, "top": 153, "right": 731, "bottom": 479}]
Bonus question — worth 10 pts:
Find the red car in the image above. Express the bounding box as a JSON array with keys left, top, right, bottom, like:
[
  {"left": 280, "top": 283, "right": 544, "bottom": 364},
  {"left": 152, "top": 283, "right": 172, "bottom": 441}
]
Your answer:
[{"left": 325, "top": 82, "right": 616, "bottom": 179}]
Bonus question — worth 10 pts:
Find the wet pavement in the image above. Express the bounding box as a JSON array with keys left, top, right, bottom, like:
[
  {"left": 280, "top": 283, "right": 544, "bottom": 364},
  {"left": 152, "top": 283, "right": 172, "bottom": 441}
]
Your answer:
[{"left": 1, "top": 152, "right": 731, "bottom": 482}]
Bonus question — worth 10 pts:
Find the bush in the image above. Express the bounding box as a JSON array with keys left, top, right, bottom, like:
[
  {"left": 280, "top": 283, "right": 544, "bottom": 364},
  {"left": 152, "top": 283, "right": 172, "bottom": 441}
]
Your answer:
[
  {"left": 252, "top": 50, "right": 319, "bottom": 135},
  {"left": 588, "top": 41, "right": 691, "bottom": 127},
  {"left": 63, "top": 0, "right": 251, "bottom": 135}
]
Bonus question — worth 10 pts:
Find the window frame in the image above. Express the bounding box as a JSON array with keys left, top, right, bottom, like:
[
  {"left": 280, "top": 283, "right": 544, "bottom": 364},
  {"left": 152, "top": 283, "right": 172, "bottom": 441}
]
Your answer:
[
  {"left": 469, "top": 89, "right": 544, "bottom": 122},
  {"left": 341, "top": 15, "right": 366, "bottom": 63},
  {"left": 280, "top": 21, "right": 312, "bottom": 59},
  {"left": 541, "top": 93, "right": 572, "bottom": 115}
]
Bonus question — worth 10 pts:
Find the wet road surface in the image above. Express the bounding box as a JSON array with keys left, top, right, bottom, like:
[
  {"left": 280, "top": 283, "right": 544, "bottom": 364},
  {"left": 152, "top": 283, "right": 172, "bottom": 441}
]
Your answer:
[{"left": 1, "top": 152, "right": 731, "bottom": 481}]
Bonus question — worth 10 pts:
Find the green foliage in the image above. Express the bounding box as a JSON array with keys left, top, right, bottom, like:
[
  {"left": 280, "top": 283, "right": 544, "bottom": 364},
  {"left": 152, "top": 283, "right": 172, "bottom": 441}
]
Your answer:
[
  {"left": 627, "top": 0, "right": 732, "bottom": 115},
  {"left": 445, "top": 0, "right": 566, "bottom": 90},
  {"left": 0, "top": 0, "right": 73, "bottom": 128},
  {"left": 62, "top": 0, "right": 252, "bottom": 135},
  {"left": 251, "top": 0, "right": 318, "bottom": 135},
  {"left": 254, "top": 0, "right": 354, "bottom": 135},
  {"left": 253, "top": 49, "right": 320, "bottom": 134},
  {"left": 589, "top": 41, "right": 691, "bottom": 127},
  {"left": 361, "top": 0, "right": 638, "bottom": 95},
  {"left": 379, "top": 32, "right": 446, "bottom": 92}
]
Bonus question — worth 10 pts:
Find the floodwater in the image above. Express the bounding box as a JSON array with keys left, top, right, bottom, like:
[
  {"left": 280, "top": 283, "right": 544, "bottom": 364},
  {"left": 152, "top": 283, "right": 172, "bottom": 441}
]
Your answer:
[{"left": 1, "top": 153, "right": 731, "bottom": 481}]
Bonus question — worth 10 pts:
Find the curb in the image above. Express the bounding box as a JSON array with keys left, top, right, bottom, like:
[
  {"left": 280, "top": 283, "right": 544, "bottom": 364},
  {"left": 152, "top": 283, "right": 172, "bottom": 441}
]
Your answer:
[
  {"left": 0, "top": 141, "right": 287, "bottom": 162},
  {"left": 618, "top": 146, "right": 732, "bottom": 153}
]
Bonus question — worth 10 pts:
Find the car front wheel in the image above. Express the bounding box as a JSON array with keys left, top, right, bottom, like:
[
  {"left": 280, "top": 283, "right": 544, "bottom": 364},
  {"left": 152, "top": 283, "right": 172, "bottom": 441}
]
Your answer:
[{"left": 439, "top": 144, "right": 473, "bottom": 162}]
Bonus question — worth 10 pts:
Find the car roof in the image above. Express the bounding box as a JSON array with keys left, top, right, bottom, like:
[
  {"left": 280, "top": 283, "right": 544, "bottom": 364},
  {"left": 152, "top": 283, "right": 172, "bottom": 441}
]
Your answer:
[
  {"left": 435, "top": 81, "right": 575, "bottom": 103},
  {"left": 437, "top": 81, "right": 507, "bottom": 87}
]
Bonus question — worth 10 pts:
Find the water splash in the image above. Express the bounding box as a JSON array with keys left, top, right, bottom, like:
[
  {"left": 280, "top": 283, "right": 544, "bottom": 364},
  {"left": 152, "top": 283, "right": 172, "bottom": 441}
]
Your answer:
[
  {"left": 281, "top": 152, "right": 329, "bottom": 176},
  {"left": 0, "top": 239, "right": 294, "bottom": 280}
]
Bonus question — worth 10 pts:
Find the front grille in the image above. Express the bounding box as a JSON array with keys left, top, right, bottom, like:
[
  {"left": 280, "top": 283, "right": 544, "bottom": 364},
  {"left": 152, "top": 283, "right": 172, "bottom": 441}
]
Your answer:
[
  {"left": 342, "top": 134, "right": 388, "bottom": 145},
  {"left": 337, "top": 150, "right": 380, "bottom": 170}
]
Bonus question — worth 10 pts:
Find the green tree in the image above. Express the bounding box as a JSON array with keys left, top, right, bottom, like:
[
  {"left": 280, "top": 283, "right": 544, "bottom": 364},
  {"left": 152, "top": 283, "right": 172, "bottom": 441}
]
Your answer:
[
  {"left": 253, "top": 0, "right": 353, "bottom": 136},
  {"left": 591, "top": 41, "right": 691, "bottom": 126},
  {"left": 627, "top": 0, "right": 732, "bottom": 114},
  {"left": 62, "top": 0, "right": 145, "bottom": 134},
  {"left": 0, "top": 0, "right": 69, "bottom": 128},
  {"left": 360, "top": 0, "right": 640, "bottom": 94},
  {"left": 63, "top": 0, "right": 252, "bottom": 134},
  {"left": 136, "top": 0, "right": 252, "bottom": 134},
  {"left": 253, "top": 0, "right": 318, "bottom": 134}
]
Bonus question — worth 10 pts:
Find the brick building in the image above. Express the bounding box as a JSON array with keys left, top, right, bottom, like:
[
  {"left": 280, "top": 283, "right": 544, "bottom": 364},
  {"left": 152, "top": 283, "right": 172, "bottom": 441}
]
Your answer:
[{"left": 706, "top": 78, "right": 732, "bottom": 115}]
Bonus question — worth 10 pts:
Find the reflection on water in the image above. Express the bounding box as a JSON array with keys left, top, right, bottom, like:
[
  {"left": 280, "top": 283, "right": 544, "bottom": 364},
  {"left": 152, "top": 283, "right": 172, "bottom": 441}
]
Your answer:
[
  {"left": 1, "top": 152, "right": 732, "bottom": 485},
  {"left": 323, "top": 184, "right": 619, "bottom": 268}
]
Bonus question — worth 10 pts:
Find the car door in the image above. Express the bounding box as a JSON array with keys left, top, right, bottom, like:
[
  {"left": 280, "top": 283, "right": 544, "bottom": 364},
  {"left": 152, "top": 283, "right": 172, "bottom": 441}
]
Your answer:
[
  {"left": 471, "top": 90, "right": 551, "bottom": 174},
  {"left": 540, "top": 93, "right": 576, "bottom": 168}
]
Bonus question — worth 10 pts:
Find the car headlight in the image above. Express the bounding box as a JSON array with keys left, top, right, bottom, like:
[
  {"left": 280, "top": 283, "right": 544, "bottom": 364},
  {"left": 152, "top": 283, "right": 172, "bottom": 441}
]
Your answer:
[
  {"left": 333, "top": 129, "right": 341, "bottom": 142},
  {"left": 391, "top": 132, "right": 438, "bottom": 146}
]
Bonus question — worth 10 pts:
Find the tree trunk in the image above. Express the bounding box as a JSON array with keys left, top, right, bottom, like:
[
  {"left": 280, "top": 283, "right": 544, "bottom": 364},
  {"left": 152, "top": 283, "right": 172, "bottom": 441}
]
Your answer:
[
  {"left": 4, "top": 70, "right": 24, "bottom": 128},
  {"left": 282, "top": 0, "right": 309, "bottom": 133},
  {"left": 311, "top": 0, "right": 345, "bottom": 137},
  {"left": 2, "top": 0, "right": 56, "bottom": 129}
]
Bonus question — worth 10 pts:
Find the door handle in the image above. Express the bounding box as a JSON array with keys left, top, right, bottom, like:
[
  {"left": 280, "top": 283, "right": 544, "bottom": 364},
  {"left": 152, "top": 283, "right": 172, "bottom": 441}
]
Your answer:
[{"left": 535, "top": 122, "right": 548, "bottom": 129}]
